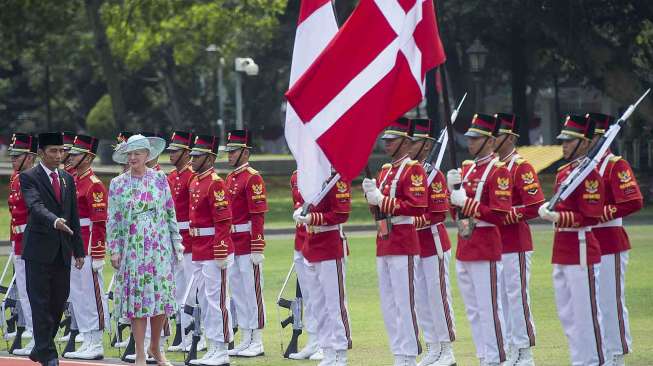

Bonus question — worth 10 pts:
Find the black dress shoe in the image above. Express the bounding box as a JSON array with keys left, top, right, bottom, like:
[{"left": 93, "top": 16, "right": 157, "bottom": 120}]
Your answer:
[{"left": 42, "top": 358, "right": 59, "bottom": 366}]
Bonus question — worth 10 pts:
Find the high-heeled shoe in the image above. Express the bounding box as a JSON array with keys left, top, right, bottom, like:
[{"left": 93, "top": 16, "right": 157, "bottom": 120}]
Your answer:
[{"left": 148, "top": 347, "right": 173, "bottom": 366}]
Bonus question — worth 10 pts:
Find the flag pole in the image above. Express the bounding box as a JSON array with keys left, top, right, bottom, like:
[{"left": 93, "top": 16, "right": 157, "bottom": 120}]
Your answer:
[{"left": 439, "top": 66, "right": 457, "bottom": 168}]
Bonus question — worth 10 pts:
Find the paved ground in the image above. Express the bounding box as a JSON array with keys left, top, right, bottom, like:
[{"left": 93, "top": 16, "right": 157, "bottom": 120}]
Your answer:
[{"left": 0, "top": 354, "right": 168, "bottom": 365}]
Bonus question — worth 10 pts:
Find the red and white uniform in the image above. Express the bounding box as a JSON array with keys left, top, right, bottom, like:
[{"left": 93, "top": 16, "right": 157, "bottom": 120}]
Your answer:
[
  {"left": 593, "top": 153, "right": 642, "bottom": 359},
  {"left": 456, "top": 155, "right": 511, "bottom": 364},
  {"left": 498, "top": 151, "right": 543, "bottom": 351},
  {"left": 8, "top": 171, "right": 33, "bottom": 332},
  {"left": 167, "top": 164, "right": 195, "bottom": 335},
  {"left": 69, "top": 169, "right": 110, "bottom": 333},
  {"left": 187, "top": 168, "right": 234, "bottom": 344},
  {"left": 552, "top": 160, "right": 606, "bottom": 366},
  {"left": 226, "top": 163, "right": 267, "bottom": 330},
  {"left": 290, "top": 171, "right": 317, "bottom": 335},
  {"left": 374, "top": 156, "right": 427, "bottom": 357},
  {"left": 413, "top": 168, "right": 456, "bottom": 345},
  {"left": 302, "top": 177, "right": 352, "bottom": 352}
]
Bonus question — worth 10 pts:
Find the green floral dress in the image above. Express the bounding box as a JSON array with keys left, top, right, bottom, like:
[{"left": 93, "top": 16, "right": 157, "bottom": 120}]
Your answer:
[{"left": 107, "top": 169, "right": 182, "bottom": 319}]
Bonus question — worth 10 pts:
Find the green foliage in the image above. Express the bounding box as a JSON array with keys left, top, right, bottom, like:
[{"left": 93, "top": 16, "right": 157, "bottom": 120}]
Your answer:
[
  {"left": 101, "top": 0, "right": 285, "bottom": 69},
  {"left": 87, "top": 94, "right": 116, "bottom": 139}
]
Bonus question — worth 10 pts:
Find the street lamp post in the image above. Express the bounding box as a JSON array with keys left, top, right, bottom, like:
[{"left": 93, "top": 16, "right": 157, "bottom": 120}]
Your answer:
[
  {"left": 234, "top": 57, "right": 259, "bottom": 130},
  {"left": 206, "top": 44, "right": 225, "bottom": 137},
  {"left": 466, "top": 38, "right": 489, "bottom": 112}
]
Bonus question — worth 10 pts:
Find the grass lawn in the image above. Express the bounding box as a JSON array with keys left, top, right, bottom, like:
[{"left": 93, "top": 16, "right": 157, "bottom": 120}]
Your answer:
[{"left": 1, "top": 227, "right": 652, "bottom": 365}]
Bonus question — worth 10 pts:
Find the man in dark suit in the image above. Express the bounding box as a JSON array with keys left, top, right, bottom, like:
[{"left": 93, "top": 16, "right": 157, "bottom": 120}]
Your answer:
[{"left": 20, "top": 132, "right": 85, "bottom": 366}]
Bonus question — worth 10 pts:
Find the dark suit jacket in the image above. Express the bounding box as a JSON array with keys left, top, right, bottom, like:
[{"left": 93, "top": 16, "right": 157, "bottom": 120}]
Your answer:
[{"left": 20, "top": 164, "right": 84, "bottom": 265}]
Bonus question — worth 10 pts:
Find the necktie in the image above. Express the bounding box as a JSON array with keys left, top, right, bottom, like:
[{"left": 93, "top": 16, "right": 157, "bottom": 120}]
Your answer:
[{"left": 50, "top": 171, "right": 61, "bottom": 203}]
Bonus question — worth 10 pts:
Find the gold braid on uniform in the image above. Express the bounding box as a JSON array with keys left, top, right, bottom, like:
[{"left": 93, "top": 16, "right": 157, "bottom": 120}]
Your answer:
[{"left": 600, "top": 205, "right": 617, "bottom": 223}]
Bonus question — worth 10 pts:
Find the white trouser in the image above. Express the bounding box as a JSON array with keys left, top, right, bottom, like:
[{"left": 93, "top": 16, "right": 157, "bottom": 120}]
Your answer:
[
  {"left": 229, "top": 254, "right": 266, "bottom": 330},
  {"left": 188, "top": 258, "right": 233, "bottom": 343},
  {"left": 414, "top": 252, "right": 456, "bottom": 344},
  {"left": 377, "top": 255, "right": 421, "bottom": 357},
  {"left": 69, "top": 255, "right": 110, "bottom": 333},
  {"left": 599, "top": 252, "right": 631, "bottom": 357},
  {"left": 456, "top": 260, "right": 507, "bottom": 363},
  {"left": 553, "top": 263, "right": 606, "bottom": 366},
  {"left": 293, "top": 250, "right": 317, "bottom": 334},
  {"left": 500, "top": 251, "right": 536, "bottom": 349},
  {"left": 174, "top": 253, "right": 194, "bottom": 333},
  {"left": 12, "top": 254, "right": 33, "bottom": 332},
  {"left": 304, "top": 258, "right": 352, "bottom": 351}
]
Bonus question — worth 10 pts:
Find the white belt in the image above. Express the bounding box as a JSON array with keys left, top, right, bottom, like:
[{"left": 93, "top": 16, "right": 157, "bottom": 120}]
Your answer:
[
  {"left": 390, "top": 216, "right": 414, "bottom": 225},
  {"left": 177, "top": 221, "right": 190, "bottom": 230},
  {"left": 308, "top": 225, "right": 339, "bottom": 234},
  {"left": 593, "top": 218, "right": 623, "bottom": 228},
  {"left": 430, "top": 223, "right": 445, "bottom": 258},
  {"left": 475, "top": 220, "right": 495, "bottom": 227},
  {"left": 79, "top": 218, "right": 91, "bottom": 227},
  {"left": 231, "top": 222, "right": 251, "bottom": 233},
  {"left": 556, "top": 226, "right": 590, "bottom": 268},
  {"left": 12, "top": 224, "right": 26, "bottom": 234},
  {"left": 189, "top": 227, "right": 215, "bottom": 237}
]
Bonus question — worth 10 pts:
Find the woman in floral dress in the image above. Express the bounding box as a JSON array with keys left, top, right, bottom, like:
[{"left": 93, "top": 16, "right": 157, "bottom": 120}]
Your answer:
[{"left": 107, "top": 134, "right": 183, "bottom": 366}]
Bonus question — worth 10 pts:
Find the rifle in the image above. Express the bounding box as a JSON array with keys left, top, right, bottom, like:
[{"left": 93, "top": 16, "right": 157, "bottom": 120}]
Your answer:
[
  {"left": 301, "top": 172, "right": 341, "bottom": 216},
  {"left": 547, "top": 89, "right": 650, "bottom": 210},
  {"left": 184, "top": 297, "right": 202, "bottom": 365},
  {"left": 423, "top": 93, "right": 467, "bottom": 184},
  {"left": 278, "top": 280, "right": 303, "bottom": 358},
  {"left": 1, "top": 274, "right": 18, "bottom": 341}
]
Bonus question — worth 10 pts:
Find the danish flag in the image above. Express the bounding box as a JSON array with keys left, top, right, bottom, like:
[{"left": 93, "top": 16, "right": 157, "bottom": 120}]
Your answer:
[
  {"left": 286, "top": 0, "right": 446, "bottom": 181},
  {"left": 284, "top": 0, "right": 339, "bottom": 201}
]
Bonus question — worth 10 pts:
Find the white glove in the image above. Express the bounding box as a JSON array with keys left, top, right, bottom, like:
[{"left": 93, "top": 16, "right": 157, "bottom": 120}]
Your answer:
[
  {"left": 292, "top": 207, "right": 304, "bottom": 223},
  {"left": 216, "top": 255, "right": 233, "bottom": 269},
  {"left": 449, "top": 188, "right": 468, "bottom": 207},
  {"left": 446, "top": 169, "right": 462, "bottom": 191},
  {"left": 365, "top": 188, "right": 384, "bottom": 206},
  {"left": 296, "top": 213, "right": 311, "bottom": 225},
  {"left": 251, "top": 253, "right": 265, "bottom": 265},
  {"left": 538, "top": 202, "right": 560, "bottom": 223},
  {"left": 92, "top": 259, "right": 105, "bottom": 272},
  {"left": 362, "top": 178, "right": 377, "bottom": 193}
]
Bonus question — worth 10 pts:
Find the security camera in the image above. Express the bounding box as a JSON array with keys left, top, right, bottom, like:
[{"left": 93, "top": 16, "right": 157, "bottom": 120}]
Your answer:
[{"left": 234, "top": 57, "right": 259, "bottom": 76}]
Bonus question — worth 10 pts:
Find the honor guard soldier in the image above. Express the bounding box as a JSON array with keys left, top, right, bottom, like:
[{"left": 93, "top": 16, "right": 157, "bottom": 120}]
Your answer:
[
  {"left": 362, "top": 118, "right": 427, "bottom": 366},
  {"left": 115, "top": 132, "right": 134, "bottom": 175},
  {"left": 287, "top": 170, "right": 323, "bottom": 360},
  {"left": 446, "top": 114, "right": 512, "bottom": 366},
  {"left": 187, "top": 134, "right": 234, "bottom": 366},
  {"left": 63, "top": 135, "right": 110, "bottom": 360},
  {"left": 62, "top": 131, "right": 77, "bottom": 176},
  {"left": 293, "top": 172, "right": 353, "bottom": 366},
  {"left": 587, "top": 113, "right": 643, "bottom": 366},
  {"left": 8, "top": 133, "right": 37, "bottom": 356},
  {"left": 224, "top": 129, "right": 268, "bottom": 358},
  {"left": 408, "top": 119, "right": 456, "bottom": 366},
  {"left": 538, "top": 115, "right": 606, "bottom": 366},
  {"left": 141, "top": 132, "right": 164, "bottom": 171},
  {"left": 165, "top": 131, "right": 196, "bottom": 352},
  {"left": 493, "top": 114, "right": 542, "bottom": 366}
]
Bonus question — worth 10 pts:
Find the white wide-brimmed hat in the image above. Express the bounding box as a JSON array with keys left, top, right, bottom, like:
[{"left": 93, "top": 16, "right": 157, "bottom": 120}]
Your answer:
[{"left": 112, "top": 134, "right": 166, "bottom": 165}]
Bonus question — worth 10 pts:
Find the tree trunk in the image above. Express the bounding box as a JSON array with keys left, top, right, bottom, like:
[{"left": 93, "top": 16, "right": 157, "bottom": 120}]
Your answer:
[
  {"left": 160, "top": 47, "right": 183, "bottom": 128},
  {"left": 84, "top": 0, "right": 128, "bottom": 131},
  {"left": 511, "top": 25, "right": 530, "bottom": 145}
]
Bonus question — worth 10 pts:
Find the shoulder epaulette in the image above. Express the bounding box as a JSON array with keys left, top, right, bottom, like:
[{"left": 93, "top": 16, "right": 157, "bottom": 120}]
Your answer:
[
  {"left": 462, "top": 160, "right": 474, "bottom": 166},
  {"left": 406, "top": 159, "right": 418, "bottom": 166},
  {"left": 211, "top": 172, "right": 221, "bottom": 181},
  {"left": 609, "top": 155, "right": 622, "bottom": 162},
  {"left": 494, "top": 161, "right": 506, "bottom": 167},
  {"left": 90, "top": 175, "right": 101, "bottom": 184},
  {"left": 515, "top": 157, "right": 526, "bottom": 165},
  {"left": 557, "top": 162, "right": 571, "bottom": 172},
  {"left": 382, "top": 163, "right": 392, "bottom": 169},
  {"left": 247, "top": 166, "right": 259, "bottom": 175}
]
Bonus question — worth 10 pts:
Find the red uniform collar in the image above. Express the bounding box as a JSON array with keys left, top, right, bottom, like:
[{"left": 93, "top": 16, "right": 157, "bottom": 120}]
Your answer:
[
  {"left": 232, "top": 162, "right": 250, "bottom": 175},
  {"left": 500, "top": 149, "right": 517, "bottom": 162},
  {"left": 475, "top": 153, "right": 495, "bottom": 166},
  {"left": 197, "top": 167, "right": 215, "bottom": 180},
  {"left": 77, "top": 168, "right": 93, "bottom": 180},
  {"left": 391, "top": 154, "right": 410, "bottom": 167}
]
